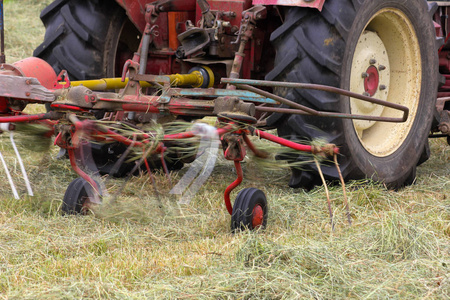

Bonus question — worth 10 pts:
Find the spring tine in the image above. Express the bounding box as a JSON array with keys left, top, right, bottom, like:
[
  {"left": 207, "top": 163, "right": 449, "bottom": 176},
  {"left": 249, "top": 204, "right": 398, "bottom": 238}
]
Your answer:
[
  {"left": 159, "top": 146, "right": 172, "bottom": 188},
  {"left": 144, "top": 156, "right": 161, "bottom": 203},
  {"left": 9, "top": 132, "right": 33, "bottom": 196},
  {"left": 0, "top": 149, "right": 19, "bottom": 199},
  {"left": 111, "top": 142, "right": 157, "bottom": 204},
  {"left": 314, "top": 158, "right": 334, "bottom": 231},
  {"left": 334, "top": 154, "right": 352, "bottom": 226},
  {"left": 110, "top": 134, "right": 137, "bottom": 177}
]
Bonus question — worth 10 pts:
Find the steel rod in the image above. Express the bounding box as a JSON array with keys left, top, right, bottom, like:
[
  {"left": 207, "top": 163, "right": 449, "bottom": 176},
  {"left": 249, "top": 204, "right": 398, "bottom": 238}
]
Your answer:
[
  {"left": 0, "top": 0, "right": 5, "bottom": 64},
  {"left": 255, "top": 106, "right": 405, "bottom": 123},
  {"left": 222, "top": 78, "right": 409, "bottom": 122}
]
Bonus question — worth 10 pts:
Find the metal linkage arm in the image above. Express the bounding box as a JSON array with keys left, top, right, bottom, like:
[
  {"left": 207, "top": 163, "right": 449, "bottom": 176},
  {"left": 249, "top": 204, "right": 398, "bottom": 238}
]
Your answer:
[{"left": 222, "top": 78, "right": 409, "bottom": 123}]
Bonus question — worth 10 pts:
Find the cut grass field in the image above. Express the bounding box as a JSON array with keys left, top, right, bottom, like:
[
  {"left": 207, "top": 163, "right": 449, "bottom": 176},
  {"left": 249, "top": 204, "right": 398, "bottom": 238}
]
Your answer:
[{"left": 0, "top": 1, "right": 449, "bottom": 299}]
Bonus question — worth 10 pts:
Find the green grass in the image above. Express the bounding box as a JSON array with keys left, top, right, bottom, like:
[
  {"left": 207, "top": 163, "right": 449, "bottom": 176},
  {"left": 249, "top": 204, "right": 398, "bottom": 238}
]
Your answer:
[{"left": 0, "top": 1, "right": 449, "bottom": 299}]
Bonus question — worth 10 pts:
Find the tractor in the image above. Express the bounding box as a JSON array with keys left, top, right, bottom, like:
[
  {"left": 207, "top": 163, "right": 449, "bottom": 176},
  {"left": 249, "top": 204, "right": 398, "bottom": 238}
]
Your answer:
[{"left": 0, "top": 0, "right": 448, "bottom": 230}]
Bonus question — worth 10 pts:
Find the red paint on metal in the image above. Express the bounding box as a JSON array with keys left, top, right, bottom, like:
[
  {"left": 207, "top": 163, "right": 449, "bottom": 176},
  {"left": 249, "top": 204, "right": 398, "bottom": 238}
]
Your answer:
[
  {"left": 252, "top": 204, "right": 264, "bottom": 228},
  {"left": 251, "top": 0, "right": 325, "bottom": 10},
  {"left": 163, "top": 131, "right": 196, "bottom": 140},
  {"left": 364, "top": 65, "right": 379, "bottom": 96},
  {"left": 195, "top": 0, "right": 251, "bottom": 28},
  {"left": 255, "top": 129, "right": 339, "bottom": 155},
  {"left": 0, "top": 113, "right": 47, "bottom": 123},
  {"left": 0, "top": 97, "right": 8, "bottom": 113},
  {"left": 104, "top": 129, "right": 145, "bottom": 147},
  {"left": 224, "top": 161, "right": 243, "bottom": 215},
  {"left": 116, "top": 0, "right": 196, "bottom": 33},
  {"left": 12, "top": 57, "right": 57, "bottom": 89},
  {"left": 51, "top": 104, "right": 87, "bottom": 112}
]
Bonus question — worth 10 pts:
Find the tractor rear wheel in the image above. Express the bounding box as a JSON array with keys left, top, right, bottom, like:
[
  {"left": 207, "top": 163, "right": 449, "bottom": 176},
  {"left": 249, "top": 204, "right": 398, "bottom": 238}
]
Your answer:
[
  {"left": 266, "top": 0, "right": 438, "bottom": 189},
  {"left": 33, "top": 0, "right": 140, "bottom": 80}
]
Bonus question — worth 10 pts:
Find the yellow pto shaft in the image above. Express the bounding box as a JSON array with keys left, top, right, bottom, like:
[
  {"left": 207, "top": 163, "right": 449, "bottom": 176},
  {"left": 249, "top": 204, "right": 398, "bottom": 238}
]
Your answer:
[{"left": 69, "top": 66, "right": 214, "bottom": 90}]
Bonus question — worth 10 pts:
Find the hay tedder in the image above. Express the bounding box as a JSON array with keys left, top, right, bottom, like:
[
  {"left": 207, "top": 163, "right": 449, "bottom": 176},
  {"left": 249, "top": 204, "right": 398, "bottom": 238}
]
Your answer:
[{"left": 0, "top": 0, "right": 449, "bottom": 231}]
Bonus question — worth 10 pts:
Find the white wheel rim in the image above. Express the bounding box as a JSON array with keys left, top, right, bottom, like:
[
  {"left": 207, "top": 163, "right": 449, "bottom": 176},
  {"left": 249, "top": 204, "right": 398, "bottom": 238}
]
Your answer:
[{"left": 349, "top": 8, "right": 421, "bottom": 157}]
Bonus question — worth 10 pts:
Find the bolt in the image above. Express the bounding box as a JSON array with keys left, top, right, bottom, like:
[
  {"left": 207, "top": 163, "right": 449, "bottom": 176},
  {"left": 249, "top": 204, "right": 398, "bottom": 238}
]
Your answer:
[
  {"left": 440, "top": 123, "right": 450, "bottom": 134},
  {"left": 378, "top": 65, "right": 386, "bottom": 71},
  {"left": 25, "top": 79, "right": 31, "bottom": 85},
  {"left": 25, "top": 92, "right": 31, "bottom": 97},
  {"left": 379, "top": 85, "right": 387, "bottom": 91},
  {"left": 361, "top": 72, "right": 369, "bottom": 78},
  {"left": 369, "top": 58, "right": 377, "bottom": 65},
  {"left": 363, "top": 92, "right": 370, "bottom": 97}
]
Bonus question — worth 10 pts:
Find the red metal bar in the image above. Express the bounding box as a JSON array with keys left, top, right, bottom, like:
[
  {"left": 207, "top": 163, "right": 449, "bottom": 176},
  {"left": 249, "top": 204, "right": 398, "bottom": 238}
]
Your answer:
[
  {"left": 243, "top": 133, "right": 268, "bottom": 158},
  {"left": 163, "top": 131, "right": 196, "bottom": 140},
  {"left": 224, "top": 161, "right": 243, "bottom": 215},
  {"left": 68, "top": 148, "right": 99, "bottom": 194},
  {"left": 0, "top": 113, "right": 48, "bottom": 123},
  {"left": 51, "top": 104, "right": 87, "bottom": 112},
  {"left": 254, "top": 129, "right": 339, "bottom": 155},
  {"left": 103, "top": 129, "right": 145, "bottom": 147}
]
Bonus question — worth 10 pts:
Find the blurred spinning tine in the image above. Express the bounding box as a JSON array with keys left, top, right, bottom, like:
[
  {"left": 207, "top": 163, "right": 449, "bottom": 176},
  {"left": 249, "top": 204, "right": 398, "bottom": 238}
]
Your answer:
[
  {"left": 0, "top": 123, "right": 33, "bottom": 199},
  {"left": 170, "top": 123, "right": 220, "bottom": 205}
]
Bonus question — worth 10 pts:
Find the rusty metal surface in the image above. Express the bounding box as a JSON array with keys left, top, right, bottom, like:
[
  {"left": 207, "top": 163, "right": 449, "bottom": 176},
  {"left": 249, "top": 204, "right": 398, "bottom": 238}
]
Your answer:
[
  {"left": 436, "top": 97, "right": 450, "bottom": 135},
  {"left": 0, "top": 75, "right": 54, "bottom": 103},
  {"left": 169, "top": 88, "right": 277, "bottom": 104}
]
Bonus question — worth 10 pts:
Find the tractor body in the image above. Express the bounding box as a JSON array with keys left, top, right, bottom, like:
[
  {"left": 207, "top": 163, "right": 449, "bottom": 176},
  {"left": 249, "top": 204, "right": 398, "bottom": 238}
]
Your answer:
[{"left": 0, "top": 0, "right": 448, "bottom": 228}]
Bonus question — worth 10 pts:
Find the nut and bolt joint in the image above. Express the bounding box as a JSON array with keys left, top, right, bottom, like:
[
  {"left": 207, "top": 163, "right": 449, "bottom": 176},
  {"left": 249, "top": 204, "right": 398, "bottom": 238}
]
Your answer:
[
  {"left": 361, "top": 72, "right": 369, "bottom": 78},
  {"left": 378, "top": 65, "right": 386, "bottom": 71},
  {"left": 369, "top": 58, "right": 377, "bottom": 65},
  {"left": 379, "top": 85, "right": 387, "bottom": 91}
]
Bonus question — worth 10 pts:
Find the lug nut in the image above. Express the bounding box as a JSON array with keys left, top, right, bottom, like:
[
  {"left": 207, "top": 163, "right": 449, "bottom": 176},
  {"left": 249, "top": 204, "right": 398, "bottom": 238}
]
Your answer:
[
  {"left": 363, "top": 92, "right": 370, "bottom": 97},
  {"left": 379, "top": 85, "right": 387, "bottom": 91},
  {"left": 378, "top": 65, "right": 386, "bottom": 71},
  {"left": 369, "top": 58, "right": 377, "bottom": 65},
  {"left": 361, "top": 72, "right": 369, "bottom": 78}
]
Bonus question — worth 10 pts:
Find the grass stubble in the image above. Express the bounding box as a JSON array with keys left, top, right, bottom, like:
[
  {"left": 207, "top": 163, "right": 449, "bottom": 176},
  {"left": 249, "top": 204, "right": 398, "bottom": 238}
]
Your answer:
[{"left": 0, "top": 1, "right": 449, "bottom": 299}]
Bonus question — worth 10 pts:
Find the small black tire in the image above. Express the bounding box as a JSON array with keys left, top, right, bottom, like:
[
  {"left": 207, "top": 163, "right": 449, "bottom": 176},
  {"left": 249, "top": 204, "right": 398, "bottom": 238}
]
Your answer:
[
  {"left": 231, "top": 188, "right": 268, "bottom": 232},
  {"left": 62, "top": 177, "right": 101, "bottom": 215}
]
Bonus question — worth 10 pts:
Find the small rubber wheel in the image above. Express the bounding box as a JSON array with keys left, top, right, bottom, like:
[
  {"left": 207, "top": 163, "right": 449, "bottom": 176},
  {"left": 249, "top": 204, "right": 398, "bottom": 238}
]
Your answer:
[
  {"left": 62, "top": 177, "right": 101, "bottom": 215},
  {"left": 231, "top": 188, "right": 268, "bottom": 232}
]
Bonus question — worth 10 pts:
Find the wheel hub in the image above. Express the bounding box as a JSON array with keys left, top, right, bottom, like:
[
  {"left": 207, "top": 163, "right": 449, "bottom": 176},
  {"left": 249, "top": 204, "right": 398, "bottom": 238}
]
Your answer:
[
  {"left": 252, "top": 204, "right": 264, "bottom": 228},
  {"left": 350, "top": 30, "right": 390, "bottom": 133},
  {"left": 364, "top": 65, "right": 379, "bottom": 97}
]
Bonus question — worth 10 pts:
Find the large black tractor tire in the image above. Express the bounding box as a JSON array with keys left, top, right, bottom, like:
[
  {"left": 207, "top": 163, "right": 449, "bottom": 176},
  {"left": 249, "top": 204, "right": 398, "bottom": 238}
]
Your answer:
[
  {"left": 266, "top": 0, "right": 439, "bottom": 190},
  {"left": 34, "top": 0, "right": 145, "bottom": 176},
  {"left": 33, "top": 0, "right": 140, "bottom": 80}
]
